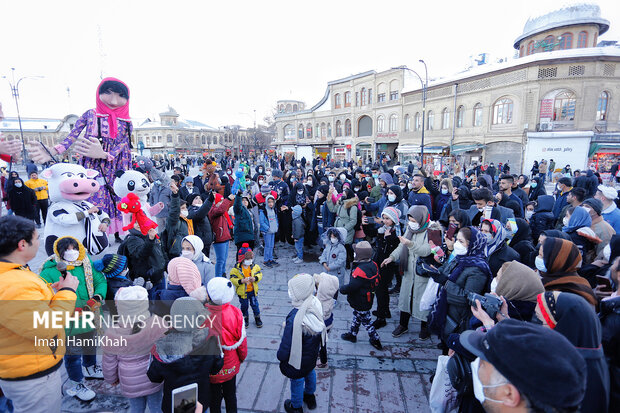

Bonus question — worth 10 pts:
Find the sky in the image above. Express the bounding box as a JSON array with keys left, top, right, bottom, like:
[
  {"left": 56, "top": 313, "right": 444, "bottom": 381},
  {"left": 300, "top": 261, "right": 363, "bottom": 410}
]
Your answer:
[{"left": 1, "top": 0, "right": 618, "bottom": 128}]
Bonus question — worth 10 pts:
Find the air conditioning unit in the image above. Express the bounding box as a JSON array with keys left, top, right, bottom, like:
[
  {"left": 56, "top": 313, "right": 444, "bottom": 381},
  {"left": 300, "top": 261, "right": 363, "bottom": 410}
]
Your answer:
[{"left": 540, "top": 122, "right": 553, "bottom": 131}]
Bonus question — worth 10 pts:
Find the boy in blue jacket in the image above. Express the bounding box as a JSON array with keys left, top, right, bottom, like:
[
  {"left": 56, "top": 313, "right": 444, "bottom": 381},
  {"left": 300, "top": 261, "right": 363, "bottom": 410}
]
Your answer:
[{"left": 259, "top": 194, "right": 279, "bottom": 268}]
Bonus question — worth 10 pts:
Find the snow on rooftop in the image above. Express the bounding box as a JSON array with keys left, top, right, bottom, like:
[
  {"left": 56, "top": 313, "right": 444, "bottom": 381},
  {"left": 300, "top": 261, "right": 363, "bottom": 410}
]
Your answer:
[{"left": 0, "top": 118, "right": 62, "bottom": 131}]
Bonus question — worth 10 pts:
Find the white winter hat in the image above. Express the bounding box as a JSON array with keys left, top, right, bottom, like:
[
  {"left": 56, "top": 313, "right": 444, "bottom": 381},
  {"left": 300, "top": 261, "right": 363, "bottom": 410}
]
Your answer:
[
  {"left": 207, "top": 277, "right": 235, "bottom": 305},
  {"left": 288, "top": 273, "right": 315, "bottom": 306},
  {"left": 597, "top": 185, "right": 618, "bottom": 200},
  {"left": 115, "top": 286, "right": 151, "bottom": 322}
]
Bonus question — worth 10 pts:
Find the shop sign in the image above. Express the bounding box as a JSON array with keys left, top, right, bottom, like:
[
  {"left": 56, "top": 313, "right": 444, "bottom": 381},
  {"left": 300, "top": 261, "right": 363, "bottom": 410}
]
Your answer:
[
  {"left": 334, "top": 147, "right": 346, "bottom": 153},
  {"left": 539, "top": 99, "right": 554, "bottom": 118},
  {"left": 377, "top": 133, "right": 398, "bottom": 138},
  {"left": 346, "top": 144, "right": 351, "bottom": 149},
  {"left": 542, "top": 146, "right": 573, "bottom": 153}
]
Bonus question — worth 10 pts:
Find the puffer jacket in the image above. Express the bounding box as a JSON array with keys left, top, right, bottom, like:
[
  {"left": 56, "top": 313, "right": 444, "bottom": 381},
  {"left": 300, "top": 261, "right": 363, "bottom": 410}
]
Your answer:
[
  {"left": 230, "top": 263, "right": 263, "bottom": 299},
  {"left": 233, "top": 194, "right": 255, "bottom": 244},
  {"left": 314, "top": 272, "right": 340, "bottom": 327},
  {"left": 102, "top": 316, "right": 168, "bottom": 398},
  {"left": 206, "top": 303, "right": 248, "bottom": 384},
  {"left": 340, "top": 260, "right": 380, "bottom": 311},
  {"left": 292, "top": 205, "right": 305, "bottom": 240},
  {"left": 318, "top": 237, "right": 347, "bottom": 275},
  {"left": 277, "top": 308, "right": 322, "bottom": 379},
  {"left": 326, "top": 196, "right": 358, "bottom": 244},
  {"left": 531, "top": 195, "right": 556, "bottom": 243},
  {"left": 0, "top": 262, "right": 76, "bottom": 380},
  {"left": 208, "top": 198, "right": 233, "bottom": 243},
  {"left": 164, "top": 193, "right": 212, "bottom": 259}
]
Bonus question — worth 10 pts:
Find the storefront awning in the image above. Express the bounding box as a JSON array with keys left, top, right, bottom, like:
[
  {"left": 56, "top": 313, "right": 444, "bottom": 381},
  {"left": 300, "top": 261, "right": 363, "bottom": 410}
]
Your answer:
[
  {"left": 396, "top": 145, "right": 444, "bottom": 154},
  {"left": 451, "top": 144, "right": 486, "bottom": 154},
  {"left": 589, "top": 143, "right": 620, "bottom": 157}
]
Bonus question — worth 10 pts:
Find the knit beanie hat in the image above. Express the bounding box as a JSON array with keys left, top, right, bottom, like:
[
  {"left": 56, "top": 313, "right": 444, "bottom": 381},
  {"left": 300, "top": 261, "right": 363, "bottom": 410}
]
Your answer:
[
  {"left": 582, "top": 198, "right": 603, "bottom": 216},
  {"left": 207, "top": 277, "right": 235, "bottom": 305},
  {"left": 167, "top": 257, "right": 202, "bottom": 296},
  {"left": 288, "top": 273, "right": 315, "bottom": 307},
  {"left": 115, "top": 286, "right": 150, "bottom": 322},
  {"left": 187, "top": 193, "right": 202, "bottom": 206},
  {"left": 272, "top": 169, "right": 283, "bottom": 178},
  {"left": 261, "top": 184, "right": 272, "bottom": 194},
  {"left": 170, "top": 297, "right": 210, "bottom": 333},
  {"left": 381, "top": 207, "right": 401, "bottom": 225},
  {"left": 94, "top": 254, "right": 128, "bottom": 278},
  {"left": 353, "top": 241, "right": 373, "bottom": 262},
  {"left": 237, "top": 243, "right": 253, "bottom": 263}
]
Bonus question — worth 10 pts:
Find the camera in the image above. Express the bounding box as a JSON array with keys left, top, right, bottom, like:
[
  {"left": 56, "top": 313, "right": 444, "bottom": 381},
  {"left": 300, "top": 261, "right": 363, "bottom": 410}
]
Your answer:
[{"left": 467, "top": 292, "right": 502, "bottom": 319}]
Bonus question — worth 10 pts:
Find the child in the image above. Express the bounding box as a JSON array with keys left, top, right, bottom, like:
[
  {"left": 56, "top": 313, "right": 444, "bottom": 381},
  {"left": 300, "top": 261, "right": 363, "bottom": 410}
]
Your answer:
[
  {"left": 339, "top": 241, "right": 382, "bottom": 350},
  {"left": 277, "top": 274, "right": 326, "bottom": 413},
  {"left": 313, "top": 272, "right": 339, "bottom": 369},
  {"left": 93, "top": 254, "right": 132, "bottom": 316},
  {"left": 230, "top": 244, "right": 264, "bottom": 328},
  {"left": 147, "top": 297, "right": 224, "bottom": 413},
  {"left": 318, "top": 228, "right": 347, "bottom": 286},
  {"left": 372, "top": 207, "right": 402, "bottom": 329},
  {"left": 102, "top": 286, "right": 168, "bottom": 412},
  {"left": 292, "top": 204, "right": 305, "bottom": 264},
  {"left": 259, "top": 193, "right": 279, "bottom": 268},
  {"left": 152, "top": 257, "right": 207, "bottom": 316},
  {"left": 181, "top": 235, "right": 216, "bottom": 286},
  {"left": 206, "top": 277, "right": 248, "bottom": 413}
]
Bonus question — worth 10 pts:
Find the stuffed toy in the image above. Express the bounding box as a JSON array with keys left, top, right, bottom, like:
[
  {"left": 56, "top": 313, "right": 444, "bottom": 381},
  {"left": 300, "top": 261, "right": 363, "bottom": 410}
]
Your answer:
[
  {"left": 117, "top": 192, "right": 159, "bottom": 237},
  {"left": 113, "top": 169, "right": 163, "bottom": 231},
  {"left": 41, "top": 163, "right": 110, "bottom": 256},
  {"left": 230, "top": 168, "right": 247, "bottom": 194}
]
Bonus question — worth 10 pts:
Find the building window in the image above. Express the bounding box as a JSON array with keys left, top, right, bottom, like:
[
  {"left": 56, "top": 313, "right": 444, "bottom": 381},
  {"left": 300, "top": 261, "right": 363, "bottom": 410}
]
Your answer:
[
  {"left": 298, "top": 124, "right": 304, "bottom": 138},
  {"left": 492, "top": 98, "right": 514, "bottom": 124},
  {"left": 559, "top": 33, "right": 573, "bottom": 49},
  {"left": 527, "top": 41, "right": 534, "bottom": 55},
  {"left": 597, "top": 91, "right": 609, "bottom": 121},
  {"left": 441, "top": 108, "right": 450, "bottom": 129},
  {"left": 327, "top": 123, "right": 332, "bottom": 137},
  {"left": 335, "top": 120, "right": 342, "bottom": 137},
  {"left": 389, "top": 114, "right": 398, "bottom": 132},
  {"left": 404, "top": 114, "right": 410, "bottom": 132},
  {"left": 390, "top": 91, "right": 399, "bottom": 101},
  {"left": 368, "top": 88, "right": 372, "bottom": 104},
  {"left": 519, "top": 45, "right": 524, "bottom": 57},
  {"left": 306, "top": 123, "right": 313, "bottom": 138},
  {"left": 344, "top": 92, "right": 351, "bottom": 107},
  {"left": 345, "top": 119, "right": 352, "bottom": 136},
  {"left": 456, "top": 105, "right": 464, "bottom": 128},
  {"left": 315, "top": 123, "right": 319, "bottom": 138},
  {"left": 414, "top": 112, "right": 421, "bottom": 131},
  {"left": 361, "top": 88, "right": 367, "bottom": 105},
  {"left": 377, "top": 115, "right": 385, "bottom": 132},
  {"left": 544, "top": 35, "right": 555, "bottom": 50},
  {"left": 334, "top": 93, "right": 341, "bottom": 109},
  {"left": 577, "top": 31, "right": 588, "bottom": 48},
  {"left": 167, "top": 134, "right": 173, "bottom": 143},
  {"left": 284, "top": 125, "right": 295, "bottom": 138},
  {"left": 355, "top": 92, "right": 359, "bottom": 107},
  {"left": 293, "top": 104, "right": 298, "bottom": 111},
  {"left": 427, "top": 111, "right": 434, "bottom": 130},
  {"left": 377, "top": 93, "right": 386, "bottom": 103},
  {"left": 320, "top": 122, "right": 326, "bottom": 137},
  {"left": 553, "top": 91, "right": 576, "bottom": 121}
]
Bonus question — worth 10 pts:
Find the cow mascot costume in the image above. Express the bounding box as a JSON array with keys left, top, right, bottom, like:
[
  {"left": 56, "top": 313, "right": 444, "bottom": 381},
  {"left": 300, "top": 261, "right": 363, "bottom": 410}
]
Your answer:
[{"left": 42, "top": 163, "right": 110, "bottom": 256}]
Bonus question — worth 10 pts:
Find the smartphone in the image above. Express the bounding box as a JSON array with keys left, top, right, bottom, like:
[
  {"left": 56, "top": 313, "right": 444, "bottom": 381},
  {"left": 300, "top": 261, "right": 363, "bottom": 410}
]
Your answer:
[
  {"left": 483, "top": 205, "right": 492, "bottom": 220},
  {"left": 172, "top": 383, "right": 198, "bottom": 413},
  {"left": 446, "top": 223, "right": 458, "bottom": 241}
]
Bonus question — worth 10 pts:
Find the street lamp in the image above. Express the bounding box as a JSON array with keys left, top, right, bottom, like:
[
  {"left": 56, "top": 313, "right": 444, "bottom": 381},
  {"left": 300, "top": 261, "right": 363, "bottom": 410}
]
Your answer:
[
  {"left": 393, "top": 63, "right": 427, "bottom": 163},
  {"left": 2, "top": 68, "right": 44, "bottom": 165}
]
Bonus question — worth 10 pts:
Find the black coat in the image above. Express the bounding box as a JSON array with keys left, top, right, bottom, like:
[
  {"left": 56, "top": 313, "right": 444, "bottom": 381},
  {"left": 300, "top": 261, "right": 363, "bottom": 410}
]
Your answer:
[
  {"left": 8, "top": 185, "right": 36, "bottom": 219},
  {"left": 340, "top": 260, "right": 380, "bottom": 311},
  {"left": 277, "top": 308, "right": 322, "bottom": 379},
  {"left": 119, "top": 229, "right": 167, "bottom": 284},
  {"left": 488, "top": 243, "right": 520, "bottom": 278},
  {"left": 600, "top": 296, "right": 620, "bottom": 410},
  {"left": 530, "top": 195, "right": 556, "bottom": 243},
  {"left": 187, "top": 198, "right": 214, "bottom": 248}
]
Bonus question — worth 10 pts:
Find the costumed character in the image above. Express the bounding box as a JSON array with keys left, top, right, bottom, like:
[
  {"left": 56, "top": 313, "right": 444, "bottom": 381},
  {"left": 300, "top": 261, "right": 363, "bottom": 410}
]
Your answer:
[
  {"left": 230, "top": 169, "right": 247, "bottom": 194},
  {"left": 41, "top": 163, "right": 110, "bottom": 256},
  {"left": 204, "top": 162, "right": 224, "bottom": 196},
  {"left": 117, "top": 192, "right": 159, "bottom": 237},
  {"left": 113, "top": 169, "right": 163, "bottom": 230},
  {"left": 27, "top": 77, "right": 133, "bottom": 236}
]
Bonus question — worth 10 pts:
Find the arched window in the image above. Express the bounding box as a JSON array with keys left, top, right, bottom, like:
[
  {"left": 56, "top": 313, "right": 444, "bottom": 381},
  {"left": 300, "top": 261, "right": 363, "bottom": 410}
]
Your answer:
[
  {"left": 404, "top": 114, "right": 411, "bottom": 132},
  {"left": 361, "top": 88, "right": 367, "bottom": 105},
  {"left": 553, "top": 91, "right": 576, "bottom": 121},
  {"left": 559, "top": 33, "right": 573, "bottom": 49},
  {"left": 298, "top": 124, "right": 304, "bottom": 138},
  {"left": 284, "top": 124, "right": 295, "bottom": 138},
  {"left": 389, "top": 114, "right": 398, "bottom": 132},
  {"left": 293, "top": 104, "right": 298, "bottom": 112},
  {"left": 219, "top": 136, "right": 224, "bottom": 145},
  {"left": 306, "top": 123, "right": 312, "bottom": 139},
  {"left": 327, "top": 123, "right": 332, "bottom": 137},
  {"left": 414, "top": 113, "right": 421, "bottom": 131},
  {"left": 527, "top": 41, "right": 534, "bottom": 55},
  {"left": 345, "top": 119, "right": 352, "bottom": 136},
  {"left": 315, "top": 123, "right": 319, "bottom": 138},
  {"left": 473, "top": 103, "right": 483, "bottom": 126},
  {"left": 202, "top": 135, "right": 206, "bottom": 145},
  {"left": 456, "top": 105, "right": 464, "bottom": 128},
  {"left": 597, "top": 91, "right": 609, "bottom": 121},
  {"left": 441, "top": 108, "right": 450, "bottom": 129},
  {"left": 427, "top": 111, "right": 434, "bottom": 130},
  {"left": 577, "top": 31, "right": 588, "bottom": 48},
  {"left": 358, "top": 116, "right": 372, "bottom": 137},
  {"left": 344, "top": 92, "right": 351, "bottom": 107},
  {"left": 492, "top": 98, "right": 514, "bottom": 124},
  {"left": 334, "top": 93, "right": 341, "bottom": 109},
  {"left": 377, "top": 115, "right": 385, "bottom": 132},
  {"left": 544, "top": 35, "right": 555, "bottom": 50},
  {"left": 335, "top": 120, "right": 342, "bottom": 137},
  {"left": 286, "top": 104, "right": 292, "bottom": 113},
  {"left": 320, "top": 122, "right": 326, "bottom": 137},
  {"left": 519, "top": 45, "right": 524, "bottom": 57},
  {"left": 167, "top": 134, "right": 173, "bottom": 143}
]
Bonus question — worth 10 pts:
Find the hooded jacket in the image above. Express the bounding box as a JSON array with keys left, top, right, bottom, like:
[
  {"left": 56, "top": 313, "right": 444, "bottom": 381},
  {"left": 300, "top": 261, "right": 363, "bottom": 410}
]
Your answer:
[
  {"left": 291, "top": 204, "right": 305, "bottom": 240},
  {"left": 208, "top": 196, "right": 233, "bottom": 243},
  {"left": 326, "top": 195, "right": 359, "bottom": 244},
  {"left": 318, "top": 228, "right": 347, "bottom": 274},
  {"left": 531, "top": 195, "right": 556, "bottom": 243},
  {"left": 230, "top": 263, "right": 263, "bottom": 299},
  {"left": 206, "top": 302, "right": 247, "bottom": 384},
  {"left": 339, "top": 260, "right": 380, "bottom": 311}
]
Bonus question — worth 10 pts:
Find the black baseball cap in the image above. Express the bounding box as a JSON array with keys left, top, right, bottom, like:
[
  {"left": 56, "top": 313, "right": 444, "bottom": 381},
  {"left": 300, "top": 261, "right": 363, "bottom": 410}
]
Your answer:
[{"left": 460, "top": 319, "right": 587, "bottom": 409}]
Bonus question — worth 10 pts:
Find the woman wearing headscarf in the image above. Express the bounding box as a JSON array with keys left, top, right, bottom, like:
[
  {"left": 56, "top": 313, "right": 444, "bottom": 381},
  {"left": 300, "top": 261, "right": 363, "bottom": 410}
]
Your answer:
[
  {"left": 518, "top": 174, "right": 530, "bottom": 195},
  {"left": 433, "top": 178, "right": 452, "bottom": 222},
  {"left": 7, "top": 176, "right": 36, "bottom": 220},
  {"left": 535, "top": 292, "right": 609, "bottom": 413},
  {"left": 382, "top": 206, "right": 432, "bottom": 339},
  {"left": 480, "top": 219, "right": 520, "bottom": 277},
  {"left": 427, "top": 226, "right": 491, "bottom": 342},
  {"left": 494, "top": 261, "right": 544, "bottom": 321},
  {"left": 562, "top": 206, "right": 601, "bottom": 266},
  {"left": 537, "top": 237, "right": 598, "bottom": 307},
  {"left": 180, "top": 235, "right": 215, "bottom": 286},
  {"left": 508, "top": 217, "right": 537, "bottom": 269},
  {"left": 528, "top": 176, "right": 547, "bottom": 201}
]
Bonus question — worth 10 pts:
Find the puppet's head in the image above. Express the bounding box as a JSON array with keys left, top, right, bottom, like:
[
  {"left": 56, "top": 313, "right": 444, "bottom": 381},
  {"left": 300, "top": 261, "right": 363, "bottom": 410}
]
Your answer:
[
  {"left": 41, "top": 163, "right": 100, "bottom": 203},
  {"left": 114, "top": 169, "right": 150, "bottom": 200}
]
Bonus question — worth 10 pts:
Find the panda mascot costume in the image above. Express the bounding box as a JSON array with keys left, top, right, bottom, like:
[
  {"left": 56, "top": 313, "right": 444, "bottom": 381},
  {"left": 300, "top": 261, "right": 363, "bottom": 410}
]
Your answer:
[{"left": 113, "top": 169, "right": 163, "bottom": 232}]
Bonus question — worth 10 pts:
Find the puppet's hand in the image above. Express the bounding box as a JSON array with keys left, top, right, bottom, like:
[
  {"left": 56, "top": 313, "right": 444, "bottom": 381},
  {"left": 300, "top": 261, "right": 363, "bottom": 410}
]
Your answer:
[
  {"left": 0, "top": 138, "right": 23, "bottom": 160},
  {"left": 74, "top": 137, "right": 108, "bottom": 159},
  {"left": 26, "top": 141, "right": 54, "bottom": 163}
]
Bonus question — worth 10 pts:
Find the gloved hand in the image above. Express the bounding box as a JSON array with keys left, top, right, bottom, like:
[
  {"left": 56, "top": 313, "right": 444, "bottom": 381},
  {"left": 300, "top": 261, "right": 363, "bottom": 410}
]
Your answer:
[
  {"left": 83, "top": 298, "right": 101, "bottom": 312},
  {"left": 133, "top": 277, "right": 145, "bottom": 287},
  {"left": 145, "top": 281, "right": 153, "bottom": 290}
]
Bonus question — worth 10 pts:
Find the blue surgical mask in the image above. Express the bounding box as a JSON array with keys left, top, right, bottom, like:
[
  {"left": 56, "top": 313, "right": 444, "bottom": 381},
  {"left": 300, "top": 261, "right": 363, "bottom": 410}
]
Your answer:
[
  {"left": 531, "top": 182, "right": 537, "bottom": 188},
  {"left": 535, "top": 256, "right": 547, "bottom": 272}
]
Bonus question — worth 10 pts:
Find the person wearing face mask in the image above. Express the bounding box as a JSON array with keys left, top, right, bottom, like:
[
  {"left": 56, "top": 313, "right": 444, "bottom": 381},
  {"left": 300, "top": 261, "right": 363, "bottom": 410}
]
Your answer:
[
  {"left": 507, "top": 218, "right": 537, "bottom": 269},
  {"left": 40, "top": 236, "right": 108, "bottom": 398},
  {"left": 270, "top": 169, "right": 294, "bottom": 246},
  {"left": 582, "top": 198, "right": 616, "bottom": 261},
  {"left": 427, "top": 227, "right": 491, "bottom": 342},
  {"left": 552, "top": 177, "right": 573, "bottom": 220},
  {"left": 527, "top": 176, "right": 547, "bottom": 202},
  {"left": 560, "top": 206, "right": 601, "bottom": 265},
  {"left": 233, "top": 191, "right": 257, "bottom": 253},
  {"left": 253, "top": 164, "right": 266, "bottom": 182},
  {"left": 230, "top": 244, "right": 264, "bottom": 328},
  {"left": 480, "top": 219, "right": 520, "bottom": 277},
  {"left": 93, "top": 254, "right": 132, "bottom": 316},
  {"left": 555, "top": 187, "right": 586, "bottom": 231},
  {"left": 459, "top": 319, "right": 587, "bottom": 413},
  {"left": 181, "top": 234, "right": 215, "bottom": 286},
  {"left": 326, "top": 187, "right": 359, "bottom": 268},
  {"left": 433, "top": 178, "right": 452, "bottom": 222},
  {"left": 180, "top": 177, "right": 200, "bottom": 202},
  {"left": 318, "top": 228, "right": 347, "bottom": 285},
  {"left": 7, "top": 177, "right": 36, "bottom": 221}
]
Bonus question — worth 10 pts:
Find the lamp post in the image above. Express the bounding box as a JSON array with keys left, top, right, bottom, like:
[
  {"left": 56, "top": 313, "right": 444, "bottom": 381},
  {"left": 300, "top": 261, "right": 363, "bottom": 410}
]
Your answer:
[
  {"left": 393, "top": 64, "right": 427, "bottom": 164},
  {"left": 2, "top": 68, "right": 44, "bottom": 165}
]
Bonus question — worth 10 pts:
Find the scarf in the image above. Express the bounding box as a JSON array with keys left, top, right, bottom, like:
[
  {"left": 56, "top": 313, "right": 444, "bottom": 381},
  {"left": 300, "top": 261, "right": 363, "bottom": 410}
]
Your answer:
[
  {"left": 289, "top": 292, "right": 326, "bottom": 370},
  {"left": 397, "top": 205, "right": 430, "bottom": 272},
  {"left": 429, "top": 227, "right": 491, "bottom": 335},
  {"left": 51, "top": 236, "right": 95, "bottom": 298},
  {"left": 484, "top": 219, "right": 505, "bottom": 257},
  {"left": 95, "top": 77, "right": 130, "bottom": 140},
  {"left": 214, "top": 193, "right": 233, "bottom": 228},
  {"left": 181, "top": 216, "right": 194, "bottom": 235}
]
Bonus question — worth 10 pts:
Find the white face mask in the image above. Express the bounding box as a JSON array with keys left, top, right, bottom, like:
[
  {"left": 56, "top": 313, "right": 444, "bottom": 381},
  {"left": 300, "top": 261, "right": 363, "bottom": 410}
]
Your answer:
[
  {"left": 63, "top": 249, "right": 80, "bottom": 262},
  {"left": 563, "top": 217, "right": 570, "bottom": 226},
  {"left": 408, "top": 221, "right": 420, "bottom": 231},
  {"left": 331, "top": 237, "right": 338, "bottom": 244},
  {"left": 180, "top": 210, "right": 189, "bottom": 218},
  {"left": 525, "top": 210, "right": 534, "bottom": 220},
  {"left": 490, "top": 277, "right": 498, "bottom": 293},
  {"left": 387, "top": 194, "right": 396, "bottom": 203},
  {"left": 14, "top": 183, "right": 22, "bottom": 188},
  {"left": 603, "top": 243, "right": 611, "bottom": 262},
  {"left": 297, "top": 190, "right": 304, "bottom": 195},
  {"left": 535, "top": 256, "right": 547, "bottom": 272},
  {"left": 441, "top": 188, "right": 448, "bottom": 195},
  {"left": 244, "top": 259, "right": 253, "bottom": 267},
  {"left": 181, "top": 250, "right": 194, "bottom": 260},
  {"left": 258, "top": 180, "right": 264, "bottom": 185},
  {"left": 408, "top": 183, "right": 415, "bottom": 189},
  {"left": 471, "top": 358, "right": 506, "bottom": 405},
  {"left": 328, "top": 176, "right": 335, "bottom": 182},
  {"left": 340, "top": 174, "right": 346, "bottom": 180},
  {"left": 453, "top": 240, "right": 468, "bottom": 255}
]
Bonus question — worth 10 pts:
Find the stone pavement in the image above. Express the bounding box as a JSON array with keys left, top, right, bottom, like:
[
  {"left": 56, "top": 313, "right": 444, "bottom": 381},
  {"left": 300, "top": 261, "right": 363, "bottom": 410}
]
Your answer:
[{"left": 30, "top": 237, "right": 439, "bottom": 413}]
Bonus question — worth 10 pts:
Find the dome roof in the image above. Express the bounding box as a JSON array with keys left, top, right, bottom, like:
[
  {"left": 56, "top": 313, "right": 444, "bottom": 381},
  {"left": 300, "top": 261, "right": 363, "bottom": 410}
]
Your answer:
[
  {"left": 159, "top": 106, "right": 179, "bottom": 117},
  {"left": 514, "top": 3, "right": 609, "bottom": 49}
]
